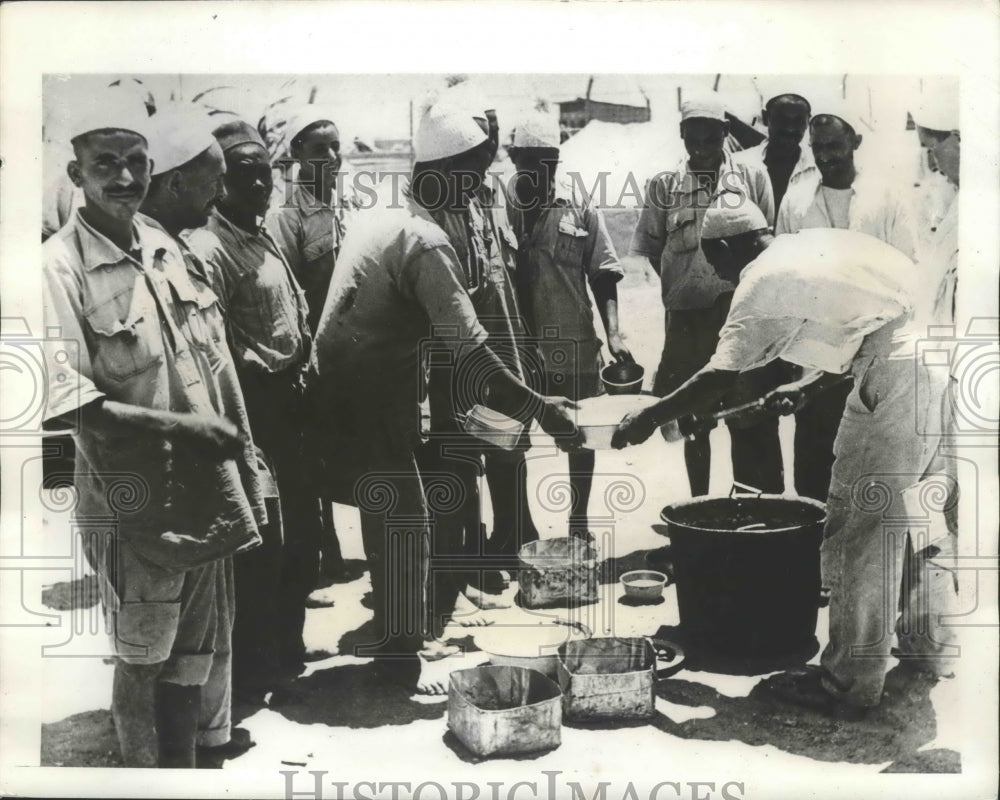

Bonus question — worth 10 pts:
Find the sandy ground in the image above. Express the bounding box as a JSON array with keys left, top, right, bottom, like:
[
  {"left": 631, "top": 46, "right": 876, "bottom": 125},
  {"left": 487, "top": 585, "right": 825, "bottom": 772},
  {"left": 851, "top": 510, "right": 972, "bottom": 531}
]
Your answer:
[{"left": 38, "top": 260, "right": 963, "bottom": 778}]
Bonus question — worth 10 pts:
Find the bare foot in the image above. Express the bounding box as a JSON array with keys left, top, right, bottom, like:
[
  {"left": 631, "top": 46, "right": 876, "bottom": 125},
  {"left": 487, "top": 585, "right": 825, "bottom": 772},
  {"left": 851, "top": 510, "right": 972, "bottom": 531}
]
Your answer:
[
  {"left": 450, "top": 592, "right": 498, "bottom": 627},
  {"left": 418, "top": 640, "right": 461, "bottom": 661},
  {"left": 415, "top": 648, "right": 461, "bottom": 696},
  {"left": 462, "top": 585, "right": 512, "bottom": 611}
]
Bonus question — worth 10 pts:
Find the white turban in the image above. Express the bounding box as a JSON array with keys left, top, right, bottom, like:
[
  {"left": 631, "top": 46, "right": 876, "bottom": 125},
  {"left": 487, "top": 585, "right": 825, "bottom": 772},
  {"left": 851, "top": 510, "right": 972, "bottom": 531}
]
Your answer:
[
  {"left": 414, "top": 102, "right": 488, "bottom": 162},
  {"left": 71, "top": 89, "right": 148, "bottom": 143},
  {"left": 913, "top": 91, "right": 959, "bottom": 132},
  {"left": 147, "top": 105, "right": 218, "bottom": 175},
  {"left": 512, "top": 112, "right": 560, "bottom": 149},
  {"left": 701, "top": 193, "right": 769, "bottom": 240}
]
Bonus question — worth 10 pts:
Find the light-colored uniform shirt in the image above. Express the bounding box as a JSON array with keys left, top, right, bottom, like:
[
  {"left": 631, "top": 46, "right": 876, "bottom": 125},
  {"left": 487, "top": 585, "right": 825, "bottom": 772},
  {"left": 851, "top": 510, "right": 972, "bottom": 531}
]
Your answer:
[
  {"left": 630, "top": 152, "right": 775, "bottom": 310},
  {"left": 266, "top": 181, "right": 357, "bottom": 333},
  {"left": 312, "top": 198, "right": 488, "bottom": 455},
  {"left": 915, "top": 192, "right": 958, "bottom": 326},
  {"left": 185, "top": 208, "right": 310, "bottom": 375},
  {"left": 775, "top": 169, "right": 918, "bottom": 260},
  {"left": 708, "top": 229, "right": 915, "bottom": 375},
  {"left": 507, "top": 182, "right": 623, "bottom": 384},
  {"left": 43, "top": 210, "right": 264, "bottom": 563},
  {"left": 733, "top": 140, "right": 818, "bottom": 208}
]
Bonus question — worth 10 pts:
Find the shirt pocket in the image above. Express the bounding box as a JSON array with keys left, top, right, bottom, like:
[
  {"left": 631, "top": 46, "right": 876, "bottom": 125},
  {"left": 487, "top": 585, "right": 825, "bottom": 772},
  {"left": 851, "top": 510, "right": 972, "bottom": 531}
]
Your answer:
[
  {"left": 302, "top": 231, "right": 335, "bottom": 269},
  {"left": 84, "top": 280, "right": 164, "bottom": 383},
  {"left": 555, "top": 216, "right": 588, "bottom": 268},
  {"left": 665, "top": 206, "right": 700, "bottom": 254},
  {"left": 167, "top": 271, "right": 226, "bottom": 367}
]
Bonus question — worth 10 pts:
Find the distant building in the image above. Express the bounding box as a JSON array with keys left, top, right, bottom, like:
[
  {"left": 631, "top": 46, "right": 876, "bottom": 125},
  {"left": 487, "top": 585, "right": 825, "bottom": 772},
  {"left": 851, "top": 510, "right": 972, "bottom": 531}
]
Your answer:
[{"left": 558, "top": 77, "right": 651, "bottom": 140}]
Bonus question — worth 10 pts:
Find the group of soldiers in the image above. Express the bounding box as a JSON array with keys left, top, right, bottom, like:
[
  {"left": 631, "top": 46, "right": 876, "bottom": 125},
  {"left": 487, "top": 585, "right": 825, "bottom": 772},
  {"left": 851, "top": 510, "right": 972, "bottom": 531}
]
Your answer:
[{"left": 42, "top": 78, "right": 960, "bottom": 766}]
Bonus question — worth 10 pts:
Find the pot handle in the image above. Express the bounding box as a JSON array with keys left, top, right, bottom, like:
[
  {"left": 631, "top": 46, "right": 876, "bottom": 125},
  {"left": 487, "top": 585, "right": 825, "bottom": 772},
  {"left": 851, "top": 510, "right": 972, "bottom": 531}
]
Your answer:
[
  {"left": 729, "top": 481, "right": 764, "bottom": 498},
  {"left": 647, "top": 638, "right": 685, "bottom": 680}
]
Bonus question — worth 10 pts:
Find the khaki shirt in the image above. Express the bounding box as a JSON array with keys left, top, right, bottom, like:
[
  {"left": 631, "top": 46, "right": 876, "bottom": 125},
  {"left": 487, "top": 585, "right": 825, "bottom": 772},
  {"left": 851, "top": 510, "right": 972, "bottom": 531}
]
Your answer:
[
  {"left": 266, "top": 181, "right": 355, "bottom": 333},
  {"left": 42, "top": 210, "right": 263, "bottom": 563},
  {"left": 312, "top": 198, "right": 488, "bottom": 460},
  {"left": 507, "top": 184, "right": 624, "bottom": 383},
  {"left": 185, "top": 208, "right": 310, "bottom": 375},
  {"left": 630, "top": 152, "right": 775, "bottom": 310}
]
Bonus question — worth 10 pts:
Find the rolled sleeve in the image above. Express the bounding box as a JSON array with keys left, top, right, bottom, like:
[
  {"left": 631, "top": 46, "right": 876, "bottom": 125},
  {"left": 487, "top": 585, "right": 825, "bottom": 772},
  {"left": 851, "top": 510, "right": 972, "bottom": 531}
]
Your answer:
[
  {"left": 584, "top": 205, "right": 624, "bottom": 283},
  {"left": 42, "top": 261, "right": 105, "bottom": 424}
]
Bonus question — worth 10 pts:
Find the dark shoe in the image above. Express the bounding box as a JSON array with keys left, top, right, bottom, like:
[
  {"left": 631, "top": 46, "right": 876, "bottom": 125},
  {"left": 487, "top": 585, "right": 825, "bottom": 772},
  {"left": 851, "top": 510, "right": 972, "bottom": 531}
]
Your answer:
[
  {"left": 197, "top": 727, "right": 256, "bottom": 767},
  {"left": 761, "top": 667, "right": 870, "bottom": 721}
]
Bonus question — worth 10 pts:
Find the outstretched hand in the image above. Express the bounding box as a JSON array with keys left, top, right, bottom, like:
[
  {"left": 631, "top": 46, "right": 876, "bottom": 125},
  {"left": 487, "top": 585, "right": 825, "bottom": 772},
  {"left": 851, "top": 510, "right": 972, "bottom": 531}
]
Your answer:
[{"left": 611, "top": 408, "right": 658, "bottom": 449}]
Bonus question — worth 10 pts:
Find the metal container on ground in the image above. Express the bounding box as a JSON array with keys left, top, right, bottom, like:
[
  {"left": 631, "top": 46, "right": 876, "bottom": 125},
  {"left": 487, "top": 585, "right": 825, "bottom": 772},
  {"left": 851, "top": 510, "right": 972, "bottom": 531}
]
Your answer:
[
  {"left": 517, "top": 537, "right": 599, "bottom": 608},
  {"left": 447, "top": 665, "right": 562, "bottom": 757},
  {"left": 661, "top": 491, "right": 826, "bottom": 654},
  {"left": 474, "top": 619, "right": 592, "bottom": 680},
  {"left": 556, "top": 637, "right": 685, "bottom": 720}
]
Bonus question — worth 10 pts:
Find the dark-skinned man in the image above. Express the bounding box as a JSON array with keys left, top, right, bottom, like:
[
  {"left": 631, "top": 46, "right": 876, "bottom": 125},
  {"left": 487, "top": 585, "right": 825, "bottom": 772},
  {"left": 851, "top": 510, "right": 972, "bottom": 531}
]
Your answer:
[
  {"left": 139, "top": 106, "right": 265, "bottom": 761},
  {"left": 776, "top": 105, "right": 917, "bottom": 502},
  {"left": 185, "top": 119, "right": 319, "bottom": 697},
  {"left": 413, "top": 85, "right": 537, "bottom": 623},
  {"left": 267, "top": 106, "right": 353, "bottom": 586},
  {"left": 630, "top": 93, "right": 780, "bottom": 498},
  {"left": 506, "top": 111, "right": 631, "bottom": 541},
  {"left": 614, "top": 196, "right": 958, "bottom": 719},
  {"left": 43, "top": 95, "right": 262, "bottom": 767},
  {"left": 734, "top": 92, "right": 817, "bottom": 214},
  {"left": 308, "top": 103, "right": 580, "bottom": 695}
]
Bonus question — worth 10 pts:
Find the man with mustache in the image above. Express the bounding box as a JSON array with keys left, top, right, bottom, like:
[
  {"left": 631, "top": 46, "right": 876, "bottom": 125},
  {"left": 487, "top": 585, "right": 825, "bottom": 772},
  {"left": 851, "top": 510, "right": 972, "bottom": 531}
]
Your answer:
[
  {"left": 185, "top": 119, "right": 319, "bottom": 698},
  {"left": 43, "top": 95, "right": 262, "bottom": 767},
  {"left": 775, "top": 106, "right": 917, "bottom": 503}
]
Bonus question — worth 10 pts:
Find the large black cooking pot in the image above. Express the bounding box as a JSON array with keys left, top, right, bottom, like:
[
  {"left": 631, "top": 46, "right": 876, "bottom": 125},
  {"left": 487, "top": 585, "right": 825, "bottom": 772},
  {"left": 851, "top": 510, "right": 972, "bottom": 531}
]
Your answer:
[{"left": 660, "top": 492, "right": 826, "bottom": 654}]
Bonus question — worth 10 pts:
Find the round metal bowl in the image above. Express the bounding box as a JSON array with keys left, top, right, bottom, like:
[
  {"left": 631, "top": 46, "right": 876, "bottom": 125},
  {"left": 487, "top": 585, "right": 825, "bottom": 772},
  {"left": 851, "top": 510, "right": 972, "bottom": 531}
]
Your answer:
[
  {"left": 620, "top": 570, "right": 669, "bottom": 602},
  {"left": 600, "top": 362, "right": 645, "bottom": 395}
]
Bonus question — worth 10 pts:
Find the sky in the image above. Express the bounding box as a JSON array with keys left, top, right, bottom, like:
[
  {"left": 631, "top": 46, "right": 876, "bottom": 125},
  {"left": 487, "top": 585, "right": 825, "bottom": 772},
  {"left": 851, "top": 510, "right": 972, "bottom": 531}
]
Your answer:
[{"left": 43, "top": 72, "right": 951, "bottom": 146}]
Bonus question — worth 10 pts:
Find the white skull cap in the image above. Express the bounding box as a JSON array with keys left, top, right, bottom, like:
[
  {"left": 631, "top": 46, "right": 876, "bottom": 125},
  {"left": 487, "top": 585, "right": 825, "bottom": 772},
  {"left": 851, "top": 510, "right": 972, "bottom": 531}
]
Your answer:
[
  {"left": 71, "top": 89, "right": 149, "bottom": 143},
  {"left": 512, "top": 112, "right": 560, "bottom": 149},
  {"left": 913, "top": 90, "right": 959, "bottom": 132},
  {"left": 701, "top": 193, "right": 769, "bottom": 240},
  {"left": 414, "top": 101, "right": 488, "bottom": 162},
  {"left": 681, "top": 91, "right": 727, "bottom": 122},
  {"left": 283, "top": 104, "right": 339, "bottom": 145},
  {"left": 811, "top": 101, "right": 867, "bottom": 135},
  {"left": 147, "top": 105, "right": 219, "bottom": 175}
]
